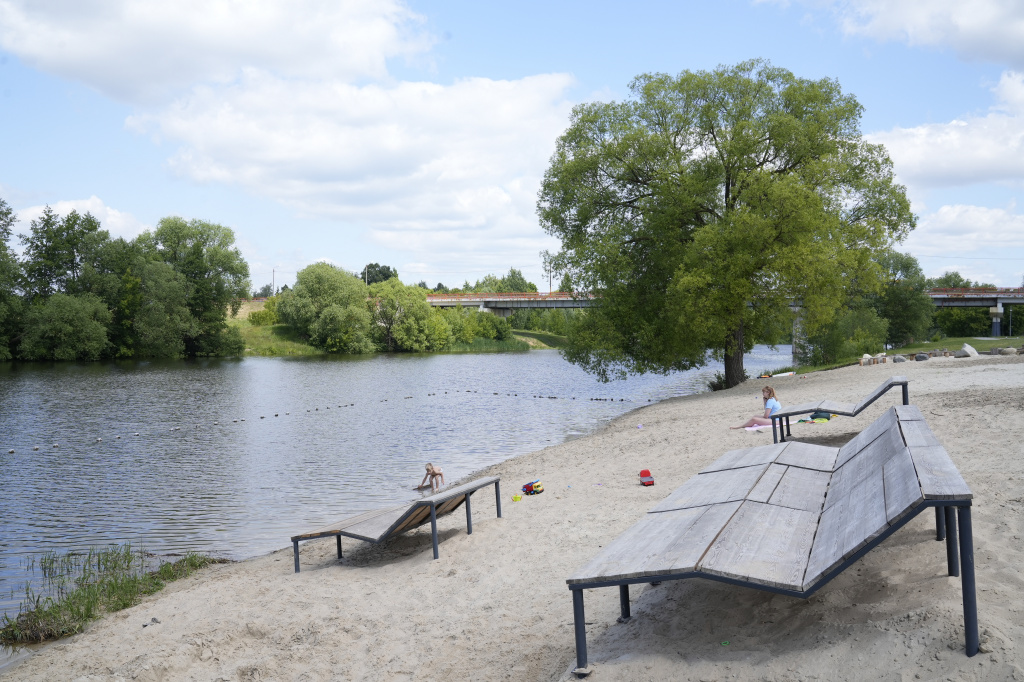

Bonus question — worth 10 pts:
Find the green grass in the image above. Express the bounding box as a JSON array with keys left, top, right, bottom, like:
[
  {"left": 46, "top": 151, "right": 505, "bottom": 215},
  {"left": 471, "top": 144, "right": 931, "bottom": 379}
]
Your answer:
[
  {"left": 512, "top": 330, "right": 569, "bottom": 349},
  {"left": 228, "top": 319, "right": 325, "bottom": 357},
  {"left": 889, "top": 336, "right": 1022, "bottom": 355},
  {"left": 447, "top": 337, "right": 531, "bottom": 352},
  {"left": 0, "top": 545, "right": 223, "bottom": 645}
]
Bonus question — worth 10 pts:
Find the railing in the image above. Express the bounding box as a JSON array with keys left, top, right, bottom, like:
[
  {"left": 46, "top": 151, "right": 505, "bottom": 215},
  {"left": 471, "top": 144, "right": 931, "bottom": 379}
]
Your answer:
[{"left": 928, "top": 288, "right": 1024, "bottom": 297}]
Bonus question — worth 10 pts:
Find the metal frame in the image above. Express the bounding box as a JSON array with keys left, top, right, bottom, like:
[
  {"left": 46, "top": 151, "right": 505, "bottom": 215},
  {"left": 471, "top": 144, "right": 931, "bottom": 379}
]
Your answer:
[
  {"left": 292, "top": 479, "right": 502, "bottom": 572},
  {"left": 771, "top": 381, "right": 910, "bottom": 444},
  {"left": 567, "top": 499, "right": 978, "bottom": 676}
]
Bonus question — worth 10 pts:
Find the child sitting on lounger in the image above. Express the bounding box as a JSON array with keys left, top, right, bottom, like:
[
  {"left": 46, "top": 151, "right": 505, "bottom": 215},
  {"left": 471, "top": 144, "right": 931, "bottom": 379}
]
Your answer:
[
  {"left": 730, "top": 386, "right": 781, "bottom": 430},
  {"left": 420, "top": 463, "right": 445, "bottom": 492}
]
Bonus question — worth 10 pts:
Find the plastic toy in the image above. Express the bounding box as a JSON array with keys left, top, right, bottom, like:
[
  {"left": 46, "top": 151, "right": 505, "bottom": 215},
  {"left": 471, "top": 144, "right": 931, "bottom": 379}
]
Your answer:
[
  {"left": 639, "top": 469, "right": 654, "bottom": 486},
  {"left": 522, "top": 480, "right": 544, "bottom": 495}
]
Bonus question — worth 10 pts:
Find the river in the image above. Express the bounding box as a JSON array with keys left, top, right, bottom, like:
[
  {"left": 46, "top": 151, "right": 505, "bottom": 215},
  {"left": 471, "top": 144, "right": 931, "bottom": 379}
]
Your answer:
[{"left": 0, "top": 346, "right": 792, "bottom": 624}]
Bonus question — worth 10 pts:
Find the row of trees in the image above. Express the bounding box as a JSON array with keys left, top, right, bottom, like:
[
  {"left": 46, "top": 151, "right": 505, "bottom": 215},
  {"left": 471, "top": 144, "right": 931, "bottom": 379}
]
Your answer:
[
  {"left": 254, "top": 262, "right": 514, "bottom": 353},
  {"left": 0, "top": 198, "right": 250, "bottom": 361}
]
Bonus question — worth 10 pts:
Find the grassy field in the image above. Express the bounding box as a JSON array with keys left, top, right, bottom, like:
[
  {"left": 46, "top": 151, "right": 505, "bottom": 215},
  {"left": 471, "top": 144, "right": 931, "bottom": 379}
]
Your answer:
[
  {"left": 512, "top": 330, "right": 568, "bottom": 349},
  {"left": 228, "top": 317, "right": 325, "bottom": 357}
]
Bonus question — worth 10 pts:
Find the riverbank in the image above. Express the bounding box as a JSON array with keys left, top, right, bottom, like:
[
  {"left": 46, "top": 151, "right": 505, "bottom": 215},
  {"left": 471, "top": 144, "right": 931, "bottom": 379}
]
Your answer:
[{"left": 4, "top": 355, "right": 1023, "bottom": 680}]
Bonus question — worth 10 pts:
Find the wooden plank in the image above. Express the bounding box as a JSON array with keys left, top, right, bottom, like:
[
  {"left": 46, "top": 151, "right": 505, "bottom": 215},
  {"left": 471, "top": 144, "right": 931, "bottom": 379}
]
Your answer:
[
  {"left": 772, "top": 400, "right": 824, "bottom": 419},
  {"left": 899, "top": 420, "right": 941, "bottom": 448},
  {"left": 768, "top": 466, "right": 831, "bottom": 512},
  {"left": 649, "top": 464, "right": 769, "bottom": 513},
  {"left": 644, "top": 502, "right": 743, "bottom": 577},
  {"left": 834, "top": 408, "right": 898, "bottom": 468},
  {"left": 747, "top": 464, "right": 787, "bottom": 503},
  {"left": 292, "top": 505, "right": 407, "bottom": 540},
  {"left": 882, "top": 447, "right": 923, "bottom": 525},
  {"left": 567, "top": 505, "right": 721, "bottom": 584},
  {"left": 421, "top": 476, "right": 499, "bottom": 504},
  {"left": 816, "top": 400, "right": 857, "bottom": 416},
  {"left": 700, "top": 443, "right": 787, "bottom": 474},
  {"left": 894, "top": 404, "right": 925, "bottom": 421},
  {"left": 825, "top": 423, "right": 902, "bottom": 510},
  {"left": 908, "top": 445, "right": 973, "bottom": 500},
  {"left": 697, "top": 501, "right": 818, "bottom": 591},
  {"left": 775, "top": 441, "right": 840, "bottom": 472},
  {"left": 339, "top": 506, "right": 414, "bottom": 542},
  {"left": 803, "top": 472, "right": 887, "bottom": 589}
]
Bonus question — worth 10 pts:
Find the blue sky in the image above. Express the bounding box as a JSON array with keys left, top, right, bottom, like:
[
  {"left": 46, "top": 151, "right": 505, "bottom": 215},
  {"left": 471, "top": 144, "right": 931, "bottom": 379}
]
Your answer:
[{"left": 1, "top": 0, "right": 1023, "bottom": 291}]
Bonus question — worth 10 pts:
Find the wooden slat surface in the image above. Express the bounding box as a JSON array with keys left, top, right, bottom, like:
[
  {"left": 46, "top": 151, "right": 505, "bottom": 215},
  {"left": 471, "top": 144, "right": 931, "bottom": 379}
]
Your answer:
[
  {"left": 817, "top": 400, "right": 857, "bottom": 416},
  {"left": 769, "top": 466, "right": 831, "bottom": 512},
  {"left": 772, "top": 400, "right": 824, "bottom": 419},
  {"left": 292, "top": 505, "right": 407, "bottom": 541},
  {"left": 420, "top": 477, "right": 499, "bottom": 504},
  {"left": 899, "top": 420, "right": 941, "bottom": 448},
  {"left": 567, "top": 502, "right": 742, "bottom": 584},
  {"left": 803, "top": 473, "right": 887, "bottom": 589},
  {"left": 698, "top": 501, "right": 818, "bottom": 590},
  {"left": 834, "top": 408, "right": 898, "bottom": 469},
  {"left": 893, "top": 404, "right": 925, "bottom": 421},
  {"left": 648, "top": 464, "right": 769, "bottom": 513},
  {"left": 882, "top": 447, "right": 923, "bottom": 524},
  {"left": 908, "top": 445, "right": 973, "bottom": 500},
  {"left": 700, "top": 443, "right": 786, "bottom": 474},
  {"left": 775, "top": 441, "right": 840, "bottom": 472},
  {"left": 747, "top": 464, "right": 787, "bottom": 503}
]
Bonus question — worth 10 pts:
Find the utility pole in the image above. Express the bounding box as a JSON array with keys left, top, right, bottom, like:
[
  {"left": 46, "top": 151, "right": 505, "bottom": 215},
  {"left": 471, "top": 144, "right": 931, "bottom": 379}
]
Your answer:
[{"left": 272, "top": 268, "right": 275, "bottom": 295}]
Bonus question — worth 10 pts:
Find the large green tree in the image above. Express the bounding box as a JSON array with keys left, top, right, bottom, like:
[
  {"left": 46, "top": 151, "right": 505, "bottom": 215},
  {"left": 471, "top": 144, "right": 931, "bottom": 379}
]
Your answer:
[
  {"left": 871, "top": 250, "right": 934, "bottom": 348},
  {"left": 538, "top": 59, "right": 915, "bottom": 385},
  {"left": 18, "top": 293, "right": 112, "bottom": 361},
  {"left": 0, "top": 198, "right": 22, "bottom": 360},
  {"left": 277, "top": 262, "right": 373, "bottom": 353},
  {"left": 19, "top": 207, "right": 108, "bottom": 298},
  {"left": 143, "top": 217, "right": 250, "bottom": 357}
]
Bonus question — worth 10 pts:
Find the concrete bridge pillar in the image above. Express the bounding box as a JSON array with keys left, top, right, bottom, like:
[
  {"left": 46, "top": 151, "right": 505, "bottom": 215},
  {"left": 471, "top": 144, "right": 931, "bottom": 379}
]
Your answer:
[
  {"left": 990, "top": 305, "right": 1003, "bottom": 337},
  {"left": 480, "top": 306, "right": 512, "bottom": 318}
]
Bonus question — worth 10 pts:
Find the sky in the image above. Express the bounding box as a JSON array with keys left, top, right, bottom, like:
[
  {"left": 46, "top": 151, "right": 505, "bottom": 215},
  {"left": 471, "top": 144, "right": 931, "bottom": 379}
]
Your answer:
[{"left": 1, "top": 0, "right": 1024, "bottom": 291}]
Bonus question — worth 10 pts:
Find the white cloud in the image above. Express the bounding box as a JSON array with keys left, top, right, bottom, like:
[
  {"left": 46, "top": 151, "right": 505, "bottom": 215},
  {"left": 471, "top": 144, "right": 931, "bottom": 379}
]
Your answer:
[
  {"left": 867, "top": 70, "right": 1024, "bottom": 190},
  {"left": 0, "top": 0, "right": 431, "bottom": 103},
  {"left": 129, "top": 70, "right": 575, "bottom": 251},
  {"left": 16, "top": 196, "right": 148, "bottom": 240},
  {"left": 824, "top": 0, "right": 1024, "bottom": 67}
]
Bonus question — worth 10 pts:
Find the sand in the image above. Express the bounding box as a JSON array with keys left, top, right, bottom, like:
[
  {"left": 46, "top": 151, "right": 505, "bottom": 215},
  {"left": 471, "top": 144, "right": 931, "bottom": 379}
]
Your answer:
[{"left": 3, "top": 355, "right": 1023, "bottom": 681}]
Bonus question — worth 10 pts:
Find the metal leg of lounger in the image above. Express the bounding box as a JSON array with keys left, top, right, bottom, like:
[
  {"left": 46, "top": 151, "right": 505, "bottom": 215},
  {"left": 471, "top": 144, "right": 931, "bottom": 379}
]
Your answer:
[
  {"left": 958, "top": 506, "right": 979, "bottom": 657},
  {"left": 902, "top": 384, "right": 909, "bottom": 405},
  {"left": 945, "top": 506, "right": 960, "bottom": 577},
  {"left": 617, "top": 584, "right": 631, "bottom": 623},
  {"left": 495, "top": 480, "right": 502, "bottom": 518},
  {"left": 430, "top": 504, "right": 440, "bottom": 560},
  {"left": 293, "top": 540, "right": 301, "bottom": 573},
  {"left": 772, "top": 418, "right": 779, "bottom": 444},
  {"left": 935, "top": 507, "right": 946, "bottom": 541},
  {"left": 571, "top": 588, "right": 589, "bottom": 676},
  {"left": 785, "top": 415, "right": 792, "bottom": 438},
  {"left": 465, "top": 492, "right": 473, "bottom": 535},
  {"left": 336, "top": 535, "right": 343, "bottom": 559}
]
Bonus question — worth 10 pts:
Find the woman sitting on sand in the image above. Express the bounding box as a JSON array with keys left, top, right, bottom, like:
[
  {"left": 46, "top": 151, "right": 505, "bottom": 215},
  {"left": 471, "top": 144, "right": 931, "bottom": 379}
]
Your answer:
[
  {"left": 420, "top": 463, "right": 445, "bottom": 492},
  {"left": 730, "top": 386, "right": 782, "bottom": 430}
]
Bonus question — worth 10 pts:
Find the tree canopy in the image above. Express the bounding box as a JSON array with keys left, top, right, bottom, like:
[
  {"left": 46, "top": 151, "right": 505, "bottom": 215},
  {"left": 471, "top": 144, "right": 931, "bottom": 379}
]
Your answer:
[
  {"left": 538, "top": 59, "right": 915, "bottom": 385},
  {"left": 360, "top": 263, "right": 398, "bottom": 285}
]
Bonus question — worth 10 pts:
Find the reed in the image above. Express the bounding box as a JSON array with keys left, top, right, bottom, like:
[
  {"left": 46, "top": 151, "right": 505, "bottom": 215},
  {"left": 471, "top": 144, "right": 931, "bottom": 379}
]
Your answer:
[
  {"left": 1, "top": 545, "right": 221, "bottom": 644},
  {"left": 446, "top": 337, "right": 531, "bottom": 353}
]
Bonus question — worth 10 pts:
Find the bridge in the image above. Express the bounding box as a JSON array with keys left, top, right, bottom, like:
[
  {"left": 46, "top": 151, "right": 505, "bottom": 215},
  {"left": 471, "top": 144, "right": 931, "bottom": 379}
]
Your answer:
[
  {"left": 928, "top": 288, "right": 1024, "bottom": 336},
  {"left": 425, "top": 292, "right": 593, "bottom": 318}
]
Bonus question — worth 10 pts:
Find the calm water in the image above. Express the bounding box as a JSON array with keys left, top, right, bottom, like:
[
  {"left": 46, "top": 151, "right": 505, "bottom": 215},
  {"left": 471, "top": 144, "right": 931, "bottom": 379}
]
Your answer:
[{"left": 0, "top": 346, "right": 791, "bottom": 621}]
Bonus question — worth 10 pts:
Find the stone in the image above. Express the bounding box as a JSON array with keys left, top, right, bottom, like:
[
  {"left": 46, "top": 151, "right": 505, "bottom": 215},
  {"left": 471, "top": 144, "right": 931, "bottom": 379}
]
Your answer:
[
  {"left": 892, "top": 355, "right": 907, "bottom": 363},
  {"left": 999, "top": 347, "right": 1018, "bottom": 355},
  {"left": 954, "top": 350, "right": 971, "bottom": 358},
  {"left": 962, "top": 343, "right": 979, "bottom": 357},
  {"left": 915, "top": 353, "right": 929, "bottom": 361}
]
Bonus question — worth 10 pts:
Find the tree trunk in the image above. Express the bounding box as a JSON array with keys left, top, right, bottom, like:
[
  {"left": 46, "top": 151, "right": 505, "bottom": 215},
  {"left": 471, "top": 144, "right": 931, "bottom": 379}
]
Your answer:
[{"left": 724, "top": 322, "right": 745, "bottom": 388}]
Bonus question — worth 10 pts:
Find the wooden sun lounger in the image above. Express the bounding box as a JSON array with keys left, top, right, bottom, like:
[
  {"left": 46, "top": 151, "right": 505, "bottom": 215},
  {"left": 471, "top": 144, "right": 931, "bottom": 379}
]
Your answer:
[
  {"left": 770, "top": 375, "right": 910, "bottom": 443},
  {"left": 565, "top": 407, "right": 977, "bottom": 677},
  {"left": 290, "top": 477, "right": 501, "bottom": 572}
]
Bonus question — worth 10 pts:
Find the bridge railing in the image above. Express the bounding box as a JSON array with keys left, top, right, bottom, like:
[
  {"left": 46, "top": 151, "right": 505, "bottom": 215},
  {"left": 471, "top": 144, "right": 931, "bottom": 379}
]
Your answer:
[{"left": 928, "top": 288, "right": 1024, "bottom": 297}]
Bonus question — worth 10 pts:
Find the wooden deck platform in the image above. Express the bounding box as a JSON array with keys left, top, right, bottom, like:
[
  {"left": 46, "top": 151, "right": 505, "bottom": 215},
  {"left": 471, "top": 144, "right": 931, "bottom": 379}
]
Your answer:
[
  {"left": 769, "top": 375, "right": 910, "bottom": 443},
  {"left": 566, "top": 407, "right": 978, "bottom": 675},
  {"left": 290, "top": 477, "right": 501, "bottom": 572}
]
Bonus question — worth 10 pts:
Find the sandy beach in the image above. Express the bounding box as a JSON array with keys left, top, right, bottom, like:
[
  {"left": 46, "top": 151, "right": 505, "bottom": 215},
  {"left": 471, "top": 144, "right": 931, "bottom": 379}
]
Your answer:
[{"left": 3, "top": 355, "right": 1023, "bottom": 681}]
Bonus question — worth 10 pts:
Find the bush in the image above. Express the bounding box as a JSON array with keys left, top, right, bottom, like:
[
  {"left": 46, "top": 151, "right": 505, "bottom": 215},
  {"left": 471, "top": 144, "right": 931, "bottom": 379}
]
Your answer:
[{"left": 248, "top": 309, "right": 277, "bottom": 326}]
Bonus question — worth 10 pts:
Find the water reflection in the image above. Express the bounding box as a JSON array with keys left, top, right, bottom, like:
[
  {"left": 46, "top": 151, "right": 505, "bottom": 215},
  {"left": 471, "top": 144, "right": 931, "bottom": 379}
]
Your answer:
[{"left": 0, "top": 346, "right": 791, "bottom": 620}]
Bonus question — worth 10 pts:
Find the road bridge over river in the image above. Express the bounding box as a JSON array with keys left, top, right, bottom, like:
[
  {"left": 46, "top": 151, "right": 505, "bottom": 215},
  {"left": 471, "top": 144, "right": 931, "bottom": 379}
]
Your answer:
[
  {"left": 928, "top": 288, "right": 1024, "bottom": 336},
  {"left": 425, "top": 292, "right": 593, "bottom": 318}
]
